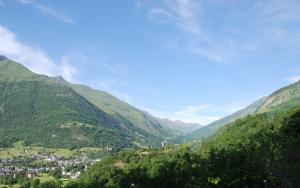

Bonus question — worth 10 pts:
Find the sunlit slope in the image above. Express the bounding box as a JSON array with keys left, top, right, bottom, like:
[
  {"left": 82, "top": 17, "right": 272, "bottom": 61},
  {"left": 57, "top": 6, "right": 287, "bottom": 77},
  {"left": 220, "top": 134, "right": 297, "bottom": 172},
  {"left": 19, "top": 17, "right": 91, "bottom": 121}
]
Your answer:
[
  {"left": 0, "top": 58, "right": 160, "bottom": 148},
  {"left": 187, "top": 80, "right": 300, "bottom": 140}
]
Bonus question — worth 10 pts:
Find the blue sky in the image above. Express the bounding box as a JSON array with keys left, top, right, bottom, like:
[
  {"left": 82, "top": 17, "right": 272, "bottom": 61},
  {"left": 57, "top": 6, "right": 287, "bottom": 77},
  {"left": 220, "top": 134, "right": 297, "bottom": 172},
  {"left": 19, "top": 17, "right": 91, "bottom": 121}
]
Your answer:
[{"left": 0, "top": 0, "right": 300, "bottom": 125}]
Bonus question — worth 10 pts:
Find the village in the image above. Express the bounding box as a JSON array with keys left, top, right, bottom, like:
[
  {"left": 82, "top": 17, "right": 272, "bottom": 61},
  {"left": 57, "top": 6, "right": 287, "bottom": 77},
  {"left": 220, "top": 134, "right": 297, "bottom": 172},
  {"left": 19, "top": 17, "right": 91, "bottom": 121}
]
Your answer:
[{"left": 0, "top": 151, "right": 101, "bottom": 181}]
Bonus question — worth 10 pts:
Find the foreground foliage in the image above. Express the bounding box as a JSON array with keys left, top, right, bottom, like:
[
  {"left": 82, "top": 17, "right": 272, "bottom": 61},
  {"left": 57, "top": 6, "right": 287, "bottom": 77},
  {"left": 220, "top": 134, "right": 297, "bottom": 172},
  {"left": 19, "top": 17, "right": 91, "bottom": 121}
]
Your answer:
[{"left": 67, "top": 106, "right": 300, "bottom": 188}]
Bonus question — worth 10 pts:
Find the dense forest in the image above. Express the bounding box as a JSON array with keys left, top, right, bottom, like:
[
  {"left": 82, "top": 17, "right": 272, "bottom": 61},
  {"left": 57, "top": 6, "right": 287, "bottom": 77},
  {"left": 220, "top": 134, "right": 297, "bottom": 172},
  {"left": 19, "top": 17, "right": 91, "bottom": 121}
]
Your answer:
[
  {"left": 60, "top": 105, "right": 300, "bottom": 188},
  {"left": 0, "top": 80, "right": 138, "bottom": 149}
]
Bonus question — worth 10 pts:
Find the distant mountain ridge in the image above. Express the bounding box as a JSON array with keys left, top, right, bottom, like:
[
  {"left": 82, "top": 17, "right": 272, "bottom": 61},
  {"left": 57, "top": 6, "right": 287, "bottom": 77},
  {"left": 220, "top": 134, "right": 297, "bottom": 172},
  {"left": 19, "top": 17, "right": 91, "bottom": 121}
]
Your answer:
[
  {"left": 156, "top": 118, "right": 202, "bottom": 135},
  {"left": 0, "top": 55, "right": 8, "bottom": 61},
  {"left": 54, "top": 75, "right": 199, "bottom": 136},
  {"left": 69, "top": 84, "right": 171, "bottom": 137},
  {"left": 186, "top": 80, "right": 300, "bottom": 140},
  {"left": 53, "top": 73, "right": 201, "bottom": 136}
]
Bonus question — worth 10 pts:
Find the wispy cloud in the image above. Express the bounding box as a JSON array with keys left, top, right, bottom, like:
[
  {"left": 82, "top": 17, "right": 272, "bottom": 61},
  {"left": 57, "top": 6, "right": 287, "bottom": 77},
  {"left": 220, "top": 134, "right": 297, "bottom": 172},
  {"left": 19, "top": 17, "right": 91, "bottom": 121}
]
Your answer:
[
  {"left": 0, "top": 25, "right": 77, "bottom": 81},
  {"left": 144, "top": 0, "right": 300, "bottom": 63},
  {"left": 0, "top": 0, "right": 5, "bottom": 7},
  {"left": 0, "top": 25, "right": 57, "bottom": 75},
  {"left": 173, "top": 104, "right": 221, "bottom": 125},
  {"left": 141, "top": 102, "right": 246, "bottom": 125},
  {"left": 285, "top": 76, "right": 300, "bottom": 83},
  {"left": 147, "top": 0, "right": 220, "bottom": 62},
  {"left": 0, "top": 25, "right": 134, "bottom": 105},
  {"left": 175, "top": 104, "right": 211, "bottom": 116},
  {"left": 17, "top": 0, "right": 74, "bottom": 23},
  {"left": 142, "top": 105, "right": 221, "bottom": 125},
  {"left": 59, "top": 55, "right": 79, "bottom": 82},
  {"left": 148, "top": 1, "right": 202, "bottom": 36}
]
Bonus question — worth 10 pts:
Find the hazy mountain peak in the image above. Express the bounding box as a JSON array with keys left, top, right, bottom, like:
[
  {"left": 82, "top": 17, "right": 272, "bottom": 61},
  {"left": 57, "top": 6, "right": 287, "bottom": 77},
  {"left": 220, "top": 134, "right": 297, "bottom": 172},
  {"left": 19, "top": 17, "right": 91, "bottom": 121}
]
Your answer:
[
  {"left": 51, "top": 76, "right": 67, "bottom": 83},
  {"left": 0, "top": 55, "right": 9, "bottom": 61}
]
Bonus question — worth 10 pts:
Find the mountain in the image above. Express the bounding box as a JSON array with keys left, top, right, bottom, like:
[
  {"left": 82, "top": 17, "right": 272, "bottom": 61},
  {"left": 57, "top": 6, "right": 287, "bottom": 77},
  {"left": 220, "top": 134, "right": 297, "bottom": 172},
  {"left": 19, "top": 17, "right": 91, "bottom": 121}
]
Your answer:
[
  {"left": 257, "top": 80, "right": 300, "bottom": 113},
  {"left": 199, "top": 105, "right": 300, "bottom": 187},
  {"left": 185, "top": 97, "right": 266, "bottom": 140},
  {"left": 64, "top": 83, "right": 200, "bottom": 136},
  {"left": 0, "top": 57, "right": 167, "bottom": 148},
  {"left": 68, "top": 84, "right": 172, "bottom": 138},
  {"left": 0, "top": 55, "right": 8, "bottom": 61},
  {"left": 186, "top": 80, "right": 300, "bottom": 140},
  {"left": 155, "top": 118, "right": 202, "bottom": 134}
]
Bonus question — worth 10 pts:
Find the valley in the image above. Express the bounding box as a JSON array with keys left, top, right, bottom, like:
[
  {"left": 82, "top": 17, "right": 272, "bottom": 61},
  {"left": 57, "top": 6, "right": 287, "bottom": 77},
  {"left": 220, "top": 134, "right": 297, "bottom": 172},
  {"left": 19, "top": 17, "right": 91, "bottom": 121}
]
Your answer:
[
  {"left": 0, "top": 1, "right": 299, "bottom": 186},
  {"left": 0, "top": 56, "right": 299, "bottom": 187}
]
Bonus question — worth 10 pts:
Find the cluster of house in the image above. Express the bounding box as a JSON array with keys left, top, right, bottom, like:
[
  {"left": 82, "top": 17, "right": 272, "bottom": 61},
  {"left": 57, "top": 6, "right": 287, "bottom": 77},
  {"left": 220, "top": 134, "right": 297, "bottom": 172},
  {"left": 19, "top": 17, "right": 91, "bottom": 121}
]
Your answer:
[
  {"left": 0, "top": 153, "right": 100, "bottom": 180},
  {"left": 58, "top": 154, "right": 100, "bottom": 179},
  {"left": 0, "top": 158, "right": 46, "bottom": 178}
]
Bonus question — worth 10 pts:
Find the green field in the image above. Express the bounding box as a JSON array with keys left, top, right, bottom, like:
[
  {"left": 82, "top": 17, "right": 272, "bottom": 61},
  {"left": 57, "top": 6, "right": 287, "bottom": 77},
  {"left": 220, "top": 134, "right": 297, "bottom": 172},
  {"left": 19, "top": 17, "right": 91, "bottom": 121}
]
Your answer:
[
  {"left": 0, "top": 142, "right": 105, "bottom": 159},
  {"left": 0, "top": 147, "right": 73, "bottom": 159},
  {"left": 34, "top": 173, "right": 55, "bottom": 183}
]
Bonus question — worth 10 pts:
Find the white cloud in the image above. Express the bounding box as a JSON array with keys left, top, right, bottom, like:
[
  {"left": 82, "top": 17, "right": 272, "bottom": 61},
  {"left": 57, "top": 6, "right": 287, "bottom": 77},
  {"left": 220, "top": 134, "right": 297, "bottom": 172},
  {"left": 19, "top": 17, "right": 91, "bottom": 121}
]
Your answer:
[
  {"left": 144, "top": 0, "right": 300, "bottom": 63},
  {"left": 148, "top": 0, "right": 202, "bottom": 36},
  {"left": 141, "top": 105, "right": 216, "bottom": 125},
  {"left": 60, "top": 56, "right": 78, "bottom": 82},
  {"left": 17, "top": 0, "right": 74, "bottom": 23},
  {"left": 175, "top": 104, "right": 211, "bottom": 116},
  {"left": 285, "top": 76, "right": 300, "bottom": 83},
  {"left": 173, "top": 104, "right": 222, "bottom": 125},
  {"left": 140, "top": 101, "right": 248, "bottom": 125},
  {"left": 0, "top": 25, "right": 57, "bottom": 75},
  {"left": 142, "top": 106, "right": 222, "bottom": 125},
  {"left": 146, "top": 0, "right": 223, "bottom": 62},
  {"left": 0, "top": 25, "right": 78, "bottom": 81},
  {"left": 0, "top": 25, "right": 134, "bottom": 105}
]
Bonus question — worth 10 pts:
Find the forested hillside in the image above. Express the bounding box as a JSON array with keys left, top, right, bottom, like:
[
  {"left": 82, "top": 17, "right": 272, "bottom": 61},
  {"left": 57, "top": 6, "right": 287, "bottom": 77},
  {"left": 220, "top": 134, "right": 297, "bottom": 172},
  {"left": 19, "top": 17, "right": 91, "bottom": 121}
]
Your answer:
[
  {"left": 66, "top": 105, "right": 300, "bottom": 188},
  {"left": 69, "top": 84, "right": 173, "bottom": 138},
  {"left": 69, "top": 84, "right": 200, "bottom": 136},
  {"left": 0, "top": 58, "right": 164, "bottom": 148},
  {"left": 184, "top": 97, "right": 266, "bottom": 141}
]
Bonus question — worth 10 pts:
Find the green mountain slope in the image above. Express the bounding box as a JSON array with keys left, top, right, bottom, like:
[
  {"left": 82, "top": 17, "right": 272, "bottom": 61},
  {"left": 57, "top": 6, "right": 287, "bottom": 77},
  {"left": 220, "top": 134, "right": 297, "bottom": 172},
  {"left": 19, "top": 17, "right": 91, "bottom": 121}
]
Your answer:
[
  {"left": 187, "top": 80, "right": 300, "bottom": 140},
  {"left": 69, "top": 84, "right": 172, "bottom": 138},
  {"left": 199, "top": 105, "right": 300, "bottom": 186},
  {"left": 0, "top": 57, "right": 161, "bottom": 148},
  {"left": 0, "top": 56, "right": 46, "bottom": 82},
  {"left": 69, "top": 84, "right": 201, "bottom": 137},
  {"left": 185, "top": 97, "right": 266, "bottom": 140},
  {"left": 257, "top": 80, "right": 300, "bottom": 113}
]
